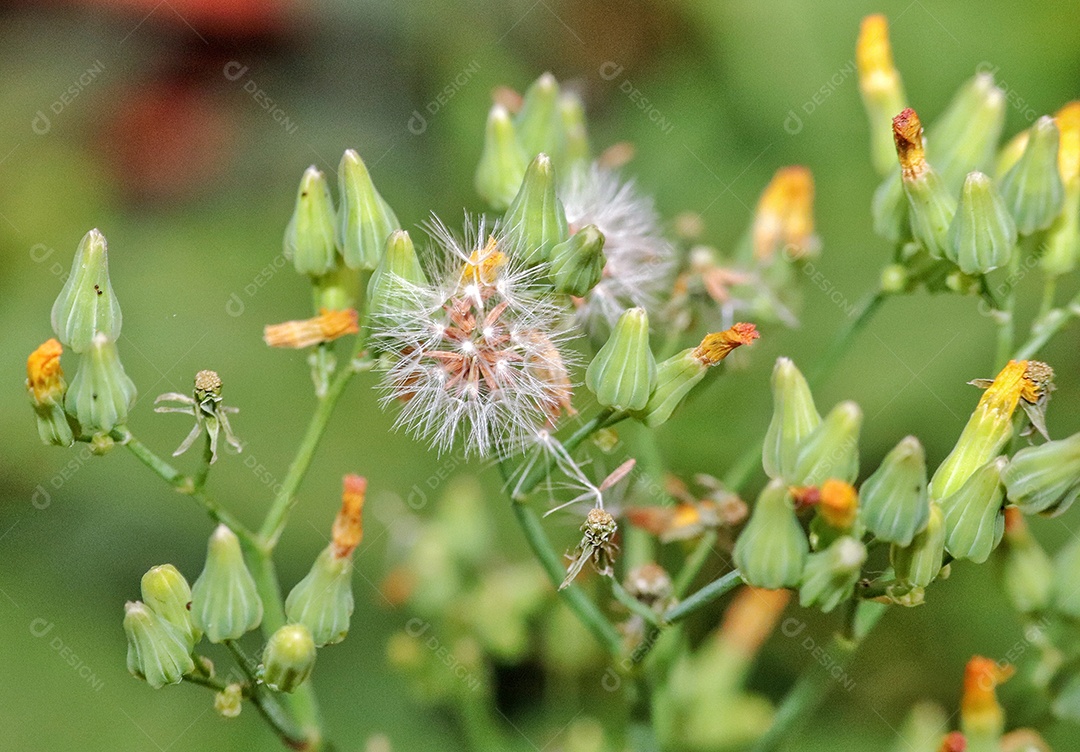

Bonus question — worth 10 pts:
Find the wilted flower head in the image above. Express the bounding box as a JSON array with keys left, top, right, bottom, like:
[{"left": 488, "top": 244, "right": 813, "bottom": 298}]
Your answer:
[
  {"left": 562, "top": 164, "right": 674, "bottom": 333},
  {"left": 372, "top": 216, "right": 575, "bottom": 458}
]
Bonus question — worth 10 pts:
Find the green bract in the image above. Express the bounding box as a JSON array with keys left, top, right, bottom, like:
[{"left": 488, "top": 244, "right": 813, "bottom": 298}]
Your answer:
[
  {"left": 549, "top": 224, "right": 605, "bottom": 297},
  {"left": 285, "top": 545, "right": 355, "bottom": 647},
  {"left": 141, "top": 564, "right": 199, "bottom": 650},
  {"left": 762, "top": 358, "right": 821, "bottom": 480},
  {"left": 337, "top": 149, "right": 400, "bottom": 271},
  {"left": 799, "top": 536, "right": 866, "bottom": 613},
  {"left": 940, "top": 456, "right": 1006, "bottom": 564},
  {"left": 284, "top": 166, "right": 338, "bottom": 277},
  {"left": 65, "top": 332, "right": 137, "bottom": 434},
  {"left": 999, "top": 116, "right": 1065, "bottom": 235},
  {"left": 891, "top": 502, "right": 946, "bottom": 589},
  {"left": 502, "top": 153, "right": 569, "bottom": 264},
  {"left": 733, "top": 480, "right": 808, "bottom": 589},
  {"left": 858, "top": 435, "right": 930, "bottom": 546},
  {"left": 1002, "top": 432, "right": 1080, "bottom": 517},
  {"left": 947, "top": 171, "right": 1016, "bottom": 275},
  {"left": 791, "top": 400, "right": 862, "bottom": 486},
  {"left": 475, "top": 104, "right": 528, "bottom": 210},
  {"left": 124, "top": 601, "right": 194, "bottom": 689},
  {"left": 51, "top": 229, "right": 123, "bottom": 353},
  {"left": 191, "top": 525, "right": 263, "bottom": 643},
  {"left": 261, "top": 624, "right": 317, "bottom": 693},
  {"left": 585, "top": 307, "right": 656, "bottom": 411}
]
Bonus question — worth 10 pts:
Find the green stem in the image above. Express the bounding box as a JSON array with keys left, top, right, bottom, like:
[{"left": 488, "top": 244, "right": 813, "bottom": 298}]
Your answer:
[
  {"left": 258, "top": 333, "right": 369, "bottom": 548},
  {"left": 994, "top": 268, "right": 1020, "bottom": 370},
  {"left": 1039, "top": 275, "right": 1058, "bottom": 320},
  {"left": 193, "top": 432, "right": 213, "bottom": 491},
  {"left": 509, "top": 407, "right": 620, "bottom": 500},
  {"left": 244, "top": 540, "right": 324, "bottom": 748},
  {"left": 1014, "top": 289, "right": 1080, "bottom": 360},
  {"left": 673, "top": 530, "right": 718, "bottom": 598},
  {"left": 664, "top": 569, "right": 742, "bottom": 624},
  {"left": 749, "top": 602, "right": 886, "bottom": 752},
  {"left": 114, "top": 429, "right": 256, "bottom": 541},
  {"left": 807, "top": 291, "right": 885, "bottom": 386},
  {"left": 611, "top": 579, "right": 663, "bottom": 627},
  {"left": 509, "top": 500, "right": 623, "bottom": 656}
]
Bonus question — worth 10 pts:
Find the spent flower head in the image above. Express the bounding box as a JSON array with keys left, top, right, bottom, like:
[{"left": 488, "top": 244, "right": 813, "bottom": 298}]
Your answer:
[
  {"left": 372, "top": 216, "right": 576, "bottom": 458},
  {"left": 154, "top": 370, "right": 242, "bottom": 464}
]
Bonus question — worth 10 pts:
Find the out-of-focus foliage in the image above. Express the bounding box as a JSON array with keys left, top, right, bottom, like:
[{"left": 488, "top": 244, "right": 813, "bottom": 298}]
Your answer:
[{"left": 3, "top": 0, "right": 1080, "bottom": 749}]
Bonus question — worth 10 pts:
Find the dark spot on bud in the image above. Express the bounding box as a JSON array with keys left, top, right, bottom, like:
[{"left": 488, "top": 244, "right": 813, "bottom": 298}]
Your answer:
[{"left": 94, "top": 284, "right": 102, "bottom": 295}]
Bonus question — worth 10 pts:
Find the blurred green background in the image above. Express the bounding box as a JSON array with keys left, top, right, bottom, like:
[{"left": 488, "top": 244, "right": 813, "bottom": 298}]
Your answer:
[{"left": 3, "top": 0, "right": 1080, "bottom": 749}]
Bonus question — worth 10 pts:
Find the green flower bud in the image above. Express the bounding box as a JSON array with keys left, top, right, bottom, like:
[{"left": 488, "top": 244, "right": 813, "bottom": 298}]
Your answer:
[
  {"left": 550, "top": 224, "right": 605, "bottom": 296},
  {"left": 190, "top": 525, "right": 263, "bottom": 643},
  {"left": 733, "top": 479, "right": 809, "bottom": 589},
  {"left": 929, "top": 360, "right": 1032, "bottom": 501},
  {"left": 947, "top": 172, "right": 1017, "bottom": 274},
  {"left": 894, "top": 109, "right": 956, "bottom": 259},
  {"left": 141, "top": 564, "right": 199, "bottom": 649},
  {"left": 879, "top": 263, "right": 909, "bottom": 293},
  {"left": 515, "top": 72, "right": 561, "bottom": 161},
  {"left": 51, "top": 229, "right": 123, "bottom": 353},
  {"left": 635, "top": 349, "right": 706, "bottom": 428},
  {"left": 762, "top": 357, "right": 821, "bottom": 480},
  {"left": 123, "top": 600, "right": 194, "bottom": 689},
  {"left": 891, "top": 501, "right": 946, "bottom": 589},
  {"left": 633, "top": 324, "right": 759, "bottom": 428},
  {"left": 799, "top": 536, "right": 866, "bottom": 613},
  {"left": 1054, "top": 536, "right": 1080, "bottom": 618},
  {"left": 367, "top": 230, "right": 428, "bottom": 318},
  {"left": 475, "top": 104, "right": 528, "bottom": 210},
  {"left": 65, "top": 332, "right": 136, "bottom": 434},
  {"left": 337, "top": 149, "right": 400, "bottom": 271},
  {"left": 502, "top": 153, "right": 569, "bottom": 264},
  {"left": 260, "top": 624, "right": 316, "bottom": 693},
  {"left": 585, "top": 307, "right": 656, "bottom": 411},
  {"left": 858, "top": 436, "right": 930, "bottom": 546},
  {"left": 1002, "top": 432, "right": 1080, "bottom": 517},
  {"left": 1041, "top": 182, "right": 1080, "bottom": 276},
  {"left": 311, "top": 260, "right": 360, "bottom": 313},
  {"left": 214, "top": 683, "right": 243, "bottom": 718},
  {"left": 940, "top": 456, "right": 1006, "bottom": 563},
  {"left": 999, "top": 116, "right": 1065, "bottom": 235},
  {"left": 285, "top": 545, "right": 354, "bottom": 647},
  {"left": 791, "top": 401, "right": 862, "bottom": 486},
  {"left": 926, "top": 74, "right": 1006, "bottom": 192},
  {"left": 558, "top": 92, "right": 590, "bottom": 170},
  {"left": 871, "top": 172, "right": 912, "bottom": 244},
  {"left": 284, "top": 166, "right": 338, "bottom": 277},
  {"left": 1001, "top": 509, "right": 1053, "bottom": 614}
]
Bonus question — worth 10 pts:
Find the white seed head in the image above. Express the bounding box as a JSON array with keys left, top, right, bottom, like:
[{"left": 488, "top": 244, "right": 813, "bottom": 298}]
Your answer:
[
  {"left": 372, "top": 215, "right": 577, "bottom": 458},
  {"left": 562, "top": 164, "right": 675, "bottom": 333}
]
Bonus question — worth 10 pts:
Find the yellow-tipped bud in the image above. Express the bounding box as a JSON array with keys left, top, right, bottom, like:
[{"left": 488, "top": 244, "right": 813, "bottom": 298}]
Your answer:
[
  {"left": 857, "top": 15, "right": 907, "bottom": 175},
  {"left": 930, "top": 360, "right": 1041, "bottom": 500},
  {"left": 26, "top": 338, "right": 74, "bottom": 447},
  {"left": 332, "top": 474, "right": 366, "bottom": 559},
  {"left": 752, "top": 166, "right": 819, "bottom": 261},
  {"left": 894, "top": 108, "right": 957, "bottom": 258},
  {"left": 634, "top": 324, "right": 758, "bottom": 428},
  {"left": 961, "top": 657, "right": 1013, "bottom": 745}
]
